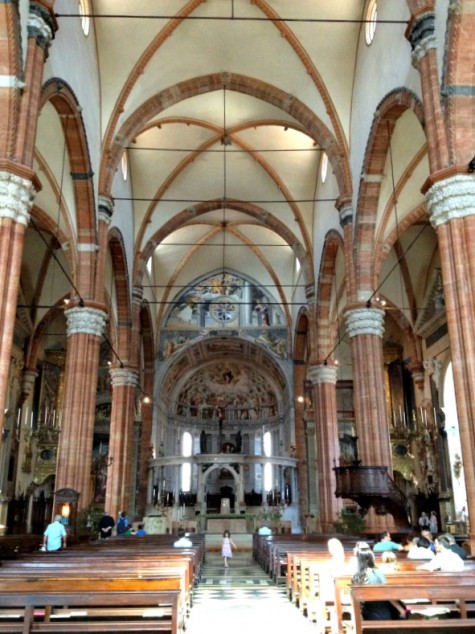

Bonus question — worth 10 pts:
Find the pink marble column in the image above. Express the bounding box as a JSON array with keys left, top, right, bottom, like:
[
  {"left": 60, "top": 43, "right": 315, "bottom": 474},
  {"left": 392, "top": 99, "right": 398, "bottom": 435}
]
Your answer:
[
  {"left": 425, "top": 173, "right": 475, "bottom": 552},
  {"left": 105, "top": 367, "right": 138, "bottom": 520},
  {"left": 308, "top": 363, "right": 342, "bottom": 533},
  {"left": 55, "top": 305, "right": 107, "bottom": 509}
]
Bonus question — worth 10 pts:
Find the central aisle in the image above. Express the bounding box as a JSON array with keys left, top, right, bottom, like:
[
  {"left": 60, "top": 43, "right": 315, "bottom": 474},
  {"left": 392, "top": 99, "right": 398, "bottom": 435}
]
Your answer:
[{"left": 186, "top": 550, "right": 319, "bottom": 634}]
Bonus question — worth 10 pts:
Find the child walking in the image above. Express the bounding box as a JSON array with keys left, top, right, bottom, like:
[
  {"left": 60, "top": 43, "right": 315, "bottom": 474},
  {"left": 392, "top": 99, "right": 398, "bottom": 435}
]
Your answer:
[{"left": 221, "top": 529, "right": 237, "bottom": 567}]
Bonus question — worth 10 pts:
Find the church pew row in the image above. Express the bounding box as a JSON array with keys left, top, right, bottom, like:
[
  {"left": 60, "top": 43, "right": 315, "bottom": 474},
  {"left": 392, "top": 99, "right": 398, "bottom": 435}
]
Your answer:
[
  {"left": 350, "top": 581, "right": 475, "bottom": 632},
  {"left": 335, "top": 569, "right": 475, "bottom": 633},
  {"left": 0, "top": 588, "right": 180, "bottom": 633},
  {"left": 0, "top": 557, "right": 194, "bottom": 621},
  {"left": 0, "top": 541, "right": 205, "bottom": 630},
  {"left": 283, "top": 548, "right": 475, "bottom": 632}
]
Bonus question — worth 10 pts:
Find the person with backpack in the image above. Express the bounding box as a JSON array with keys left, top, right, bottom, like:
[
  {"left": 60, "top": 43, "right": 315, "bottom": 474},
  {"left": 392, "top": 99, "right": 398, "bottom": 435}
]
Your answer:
[{"left": 116, "top": 511, "right": 129, "bottom": 535}]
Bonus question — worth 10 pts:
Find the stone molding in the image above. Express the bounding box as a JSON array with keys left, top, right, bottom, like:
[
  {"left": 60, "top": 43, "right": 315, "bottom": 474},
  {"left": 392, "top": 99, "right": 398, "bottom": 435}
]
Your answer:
[
  {"left": 98, "top": 195, "right": 114, "bottom": 224},
  {"left": 65, "top": 306, "right": 108, "bottom": 337},
  {"left": 110, "top": 368, "right": 139, "bottom": 389},
  {"left": 344, "top": 307, "right": 385, "bottom": 338},
  {"left": 339, "top": 205, "right": 353, "bottom": 228},
  {"left": 408, "top": 12, "right": 436, "bottom": 67},
  {"left": 28, "top": 5, "right": 55, "bottom": 54},
  {"left": 307, "top": 364, "right": 338, "bottom": 385},
  {"left": 426, "top": 174, "right": 475, "bottom": 227},
  {"left": 0, "top": 171, "right": 35, "bottom": 225}
]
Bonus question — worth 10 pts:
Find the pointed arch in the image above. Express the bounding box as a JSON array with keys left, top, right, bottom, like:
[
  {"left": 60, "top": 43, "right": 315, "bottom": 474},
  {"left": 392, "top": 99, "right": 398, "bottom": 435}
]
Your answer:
[{"left": 354, "top": 88, "right": 425, "bottom": 295}]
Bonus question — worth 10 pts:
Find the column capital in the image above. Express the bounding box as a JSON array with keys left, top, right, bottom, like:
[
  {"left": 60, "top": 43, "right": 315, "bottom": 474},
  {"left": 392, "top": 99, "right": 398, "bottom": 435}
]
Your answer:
[
  {"left": 98, "top": 195, "right": 114, "bottom": 224},
  {"left": 426, "top": 174, "right": 475, "bottom": 227},
  {"left": 406, "top": 12, "right": 436, "bottom": 67},
  {"left": 0, "top": 171, "right": 36, "bottom": 225},
  {"left": 28, "top": 3, "right": 57, "bottom": 56},
  {"left": 307, "top": 364, "right": 338, "bottom": 385},
  {"left": 65, "top": 306, "right": 108, "bottom": 337},
  {"left": 110, "top": 367, "right": 139, "bottom": 389},
  {"left": 344, "top": 306, "right": 385, "bottom": 338},
  {"left": 336, "top": 195, "right": 353, "bottom": 227},
  {"left": 132, "top": 285, "right": 144, "bottom": 305},
  {"left": 21, "top": 368, "right": 39, "bottom": 399}
]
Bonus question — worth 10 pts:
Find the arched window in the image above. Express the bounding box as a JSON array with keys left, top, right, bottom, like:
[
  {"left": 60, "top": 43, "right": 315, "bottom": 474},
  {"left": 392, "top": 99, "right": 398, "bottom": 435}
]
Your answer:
[
  {"left": 263, "top": 431, "right": 272, "bottom": 492},
  {"left": 365, "top": 0, "right": 377, "bottom": 45},
  {"left": 443, "top": 363, "right": 467, "bottom": 517},
  {"left": 121, "top": 150, "right": 128, "bottom": 181},
  {"left": 78, "top": 0, "right": 90, "bottom": 36},
  {"left": 181, "top": 431, "right": 193, "bottom": 492},
  {"left": 320, "top": 152, "right": 328, "bottom": 183}
]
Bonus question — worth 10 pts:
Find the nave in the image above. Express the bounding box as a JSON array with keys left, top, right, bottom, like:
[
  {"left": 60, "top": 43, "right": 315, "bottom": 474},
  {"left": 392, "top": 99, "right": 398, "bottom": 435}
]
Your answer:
[{"left": 187, "top": 550, "right": 318, "bottom": 634}]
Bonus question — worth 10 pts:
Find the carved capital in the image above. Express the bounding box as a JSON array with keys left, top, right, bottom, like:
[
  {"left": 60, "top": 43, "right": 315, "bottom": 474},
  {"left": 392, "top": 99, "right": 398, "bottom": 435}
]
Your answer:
[
  {"left": 110, "top": 368, "right": 139, "bottom": 389},
  {"left": 28, "top": 3, "right": 57, "bottom": 56},
  {"left": 65, "top": 306, "right": 108, "bottom": 337},
  {"left": 344, "top": 306, "right": 385, "bottom": 338},
  {"left": 0, "top": 171, "right": 36, "bottom": 225},
  {"left": 426, "top": 174, "right": 475, "bottom": 227},
  {"left": 98, "top": 195, "right": 114, "bottom": 224},
  {"left": 307, "top": 364, "right": 338, "bottom": 385}
]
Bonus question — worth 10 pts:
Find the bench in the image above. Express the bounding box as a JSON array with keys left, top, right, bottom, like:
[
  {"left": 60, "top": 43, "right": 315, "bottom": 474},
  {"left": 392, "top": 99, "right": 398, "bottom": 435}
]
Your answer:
[
  {"left": 0, "top": 589, "right": 179, "bottom": 633},
  {"left": 350, "top": 582, "right": 475, "bottom": 632}
]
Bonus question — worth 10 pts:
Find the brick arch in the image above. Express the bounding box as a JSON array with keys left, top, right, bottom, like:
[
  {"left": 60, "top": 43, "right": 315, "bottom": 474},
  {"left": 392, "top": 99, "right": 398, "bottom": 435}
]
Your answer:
[
  {"left": 133, "top": 199, "right": 312, "bottom": 289},
  {"left": 316, "top": 230, "right": 344, "bottom": 359},
  {"left": 30, "top": 204, "right": 75, "bottom": 280},
  {"left": 108, "top": 228, "right": 131, "bottom": 361},
  {"left": 293, "top": 309, "right": 310, "bottom": 364},
  {"left": 353, "top": 88, "right": 425, "bottom": 297},
  {"left": 40, "top": 79, "right": 96, "bottom": 238},
  {"left": 382, "top": 300, "right": 420, "bottom": 364},
  {"left": 24, "top": 299, "right": 68, "bottom": 372},
  {"left": 0, "top": 1, "right": 22, "bottom": 158},
  {"left": 100, "top": 72, "right": 351, "bottom": 200},
  {"left": 140, "top": 300, "right": 155, "bottom": 385},
  {"left": 443, "top": 0, "right": 475, "bottom": 163}
]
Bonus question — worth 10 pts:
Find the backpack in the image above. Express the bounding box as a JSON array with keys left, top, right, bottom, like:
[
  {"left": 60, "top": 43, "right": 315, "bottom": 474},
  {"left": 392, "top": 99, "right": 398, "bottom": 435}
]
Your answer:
[{"left": 117, "top": 516, "right": 127, "bottom": 534}]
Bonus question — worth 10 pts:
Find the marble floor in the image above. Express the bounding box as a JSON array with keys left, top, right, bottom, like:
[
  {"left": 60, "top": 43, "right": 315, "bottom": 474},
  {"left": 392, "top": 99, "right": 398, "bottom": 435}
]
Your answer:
[{"left": 186, "top": 551, "right": 321, "bottom": 634}]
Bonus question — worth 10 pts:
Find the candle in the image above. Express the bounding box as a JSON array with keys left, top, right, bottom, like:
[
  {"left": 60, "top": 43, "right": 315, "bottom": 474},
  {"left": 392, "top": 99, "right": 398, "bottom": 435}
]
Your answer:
[{"left": 30, "top": 412, "right": 34, "bottom": 429}]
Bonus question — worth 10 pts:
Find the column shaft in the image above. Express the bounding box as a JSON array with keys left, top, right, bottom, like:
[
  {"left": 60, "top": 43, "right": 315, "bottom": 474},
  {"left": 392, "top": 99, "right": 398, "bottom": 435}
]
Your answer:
[
  {"left": 309, "top": 364, "right": 341, "bottom": 533},
  {"left": 105, "top": 368, "right": 138, "bottom": 520}
]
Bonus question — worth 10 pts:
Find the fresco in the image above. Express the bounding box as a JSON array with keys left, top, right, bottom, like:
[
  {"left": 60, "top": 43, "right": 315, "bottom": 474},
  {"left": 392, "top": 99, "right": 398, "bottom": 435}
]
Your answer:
[
  {"left": 175, "top": 361, "right": 279, "bottom": 421},
  {"left": 160, "top": 272, "right": 288, "bottom": 361}
]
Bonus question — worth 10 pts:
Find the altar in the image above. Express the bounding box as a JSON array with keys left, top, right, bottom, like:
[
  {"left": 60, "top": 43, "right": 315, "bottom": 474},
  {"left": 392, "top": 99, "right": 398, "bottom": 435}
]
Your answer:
[{"left": 206, "top": 516, "right": 248, "bottom": 534}]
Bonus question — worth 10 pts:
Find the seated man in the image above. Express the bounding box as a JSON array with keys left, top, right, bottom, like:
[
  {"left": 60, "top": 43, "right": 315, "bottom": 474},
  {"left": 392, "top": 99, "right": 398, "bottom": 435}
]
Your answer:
[
  {"left": 373, "top": 531, "right": 403, "bottom": 553},
  {"left": 407, "top": 535, "right": 434, "bottom": 560},
  {"left": 441, "top": 532, "right": 468, "bottom": 559},
  {"left": 417, "top": 534, "right": 464, "bottom": 572},
  {"left": 174, "top": 528, "right": 192, "bottom": 548}
]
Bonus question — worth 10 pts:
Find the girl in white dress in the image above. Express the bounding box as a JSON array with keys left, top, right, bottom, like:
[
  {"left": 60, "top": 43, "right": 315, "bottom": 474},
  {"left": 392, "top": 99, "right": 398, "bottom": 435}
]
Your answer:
[{"left": 221, "top": 530, "right": 237, "bottom": 567}]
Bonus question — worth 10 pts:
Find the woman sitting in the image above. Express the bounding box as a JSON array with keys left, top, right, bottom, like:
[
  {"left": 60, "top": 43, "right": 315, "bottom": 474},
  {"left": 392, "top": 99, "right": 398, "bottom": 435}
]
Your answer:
[{"left": 352, "top": 542, "right": 404, "bottom": 621}]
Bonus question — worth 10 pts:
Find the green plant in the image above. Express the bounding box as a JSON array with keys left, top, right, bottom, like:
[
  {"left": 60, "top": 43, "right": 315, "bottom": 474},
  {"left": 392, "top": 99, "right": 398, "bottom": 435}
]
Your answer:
[
  {"left": 258, "top": 505, "right": 283, "bottom": 524},
  {"left": 77, "top": 504, "right": 104, "bottom": 536},
  {"left": 333, "top": 508, "right": 366, "bottom": 535}
]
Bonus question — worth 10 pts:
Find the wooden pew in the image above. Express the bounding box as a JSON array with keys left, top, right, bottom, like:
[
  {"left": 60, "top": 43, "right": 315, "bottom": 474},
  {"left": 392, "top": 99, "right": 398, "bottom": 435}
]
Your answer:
[
  {"left": 350, "top": 581, "right": 475, "bottom": 632},
  {"left": 0, "top": 588, "right": 179, "bottom": 633},
  {"left": 335, "top": 569, "right": 475, "bottom": 633}
]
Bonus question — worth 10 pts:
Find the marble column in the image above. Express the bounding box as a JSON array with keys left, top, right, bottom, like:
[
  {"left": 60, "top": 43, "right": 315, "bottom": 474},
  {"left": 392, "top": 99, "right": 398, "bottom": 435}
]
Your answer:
[
  {"left": 105, "top": 367, "right": 139, "bottom": 520},
  {"left": 55, "top": 305, "right": 107, "bottom": 509},
  {"left": 0, "top": 172, "right": 36, "bottom": 436},
  {"left": 425, "top": 173, "right": 475, "bottom": 551},
  {"left": 344, "top": 306, "right": 391, "bottom": 468},
  {"left": 308, "top": 362, "right": 341, "bottom": 532}
]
